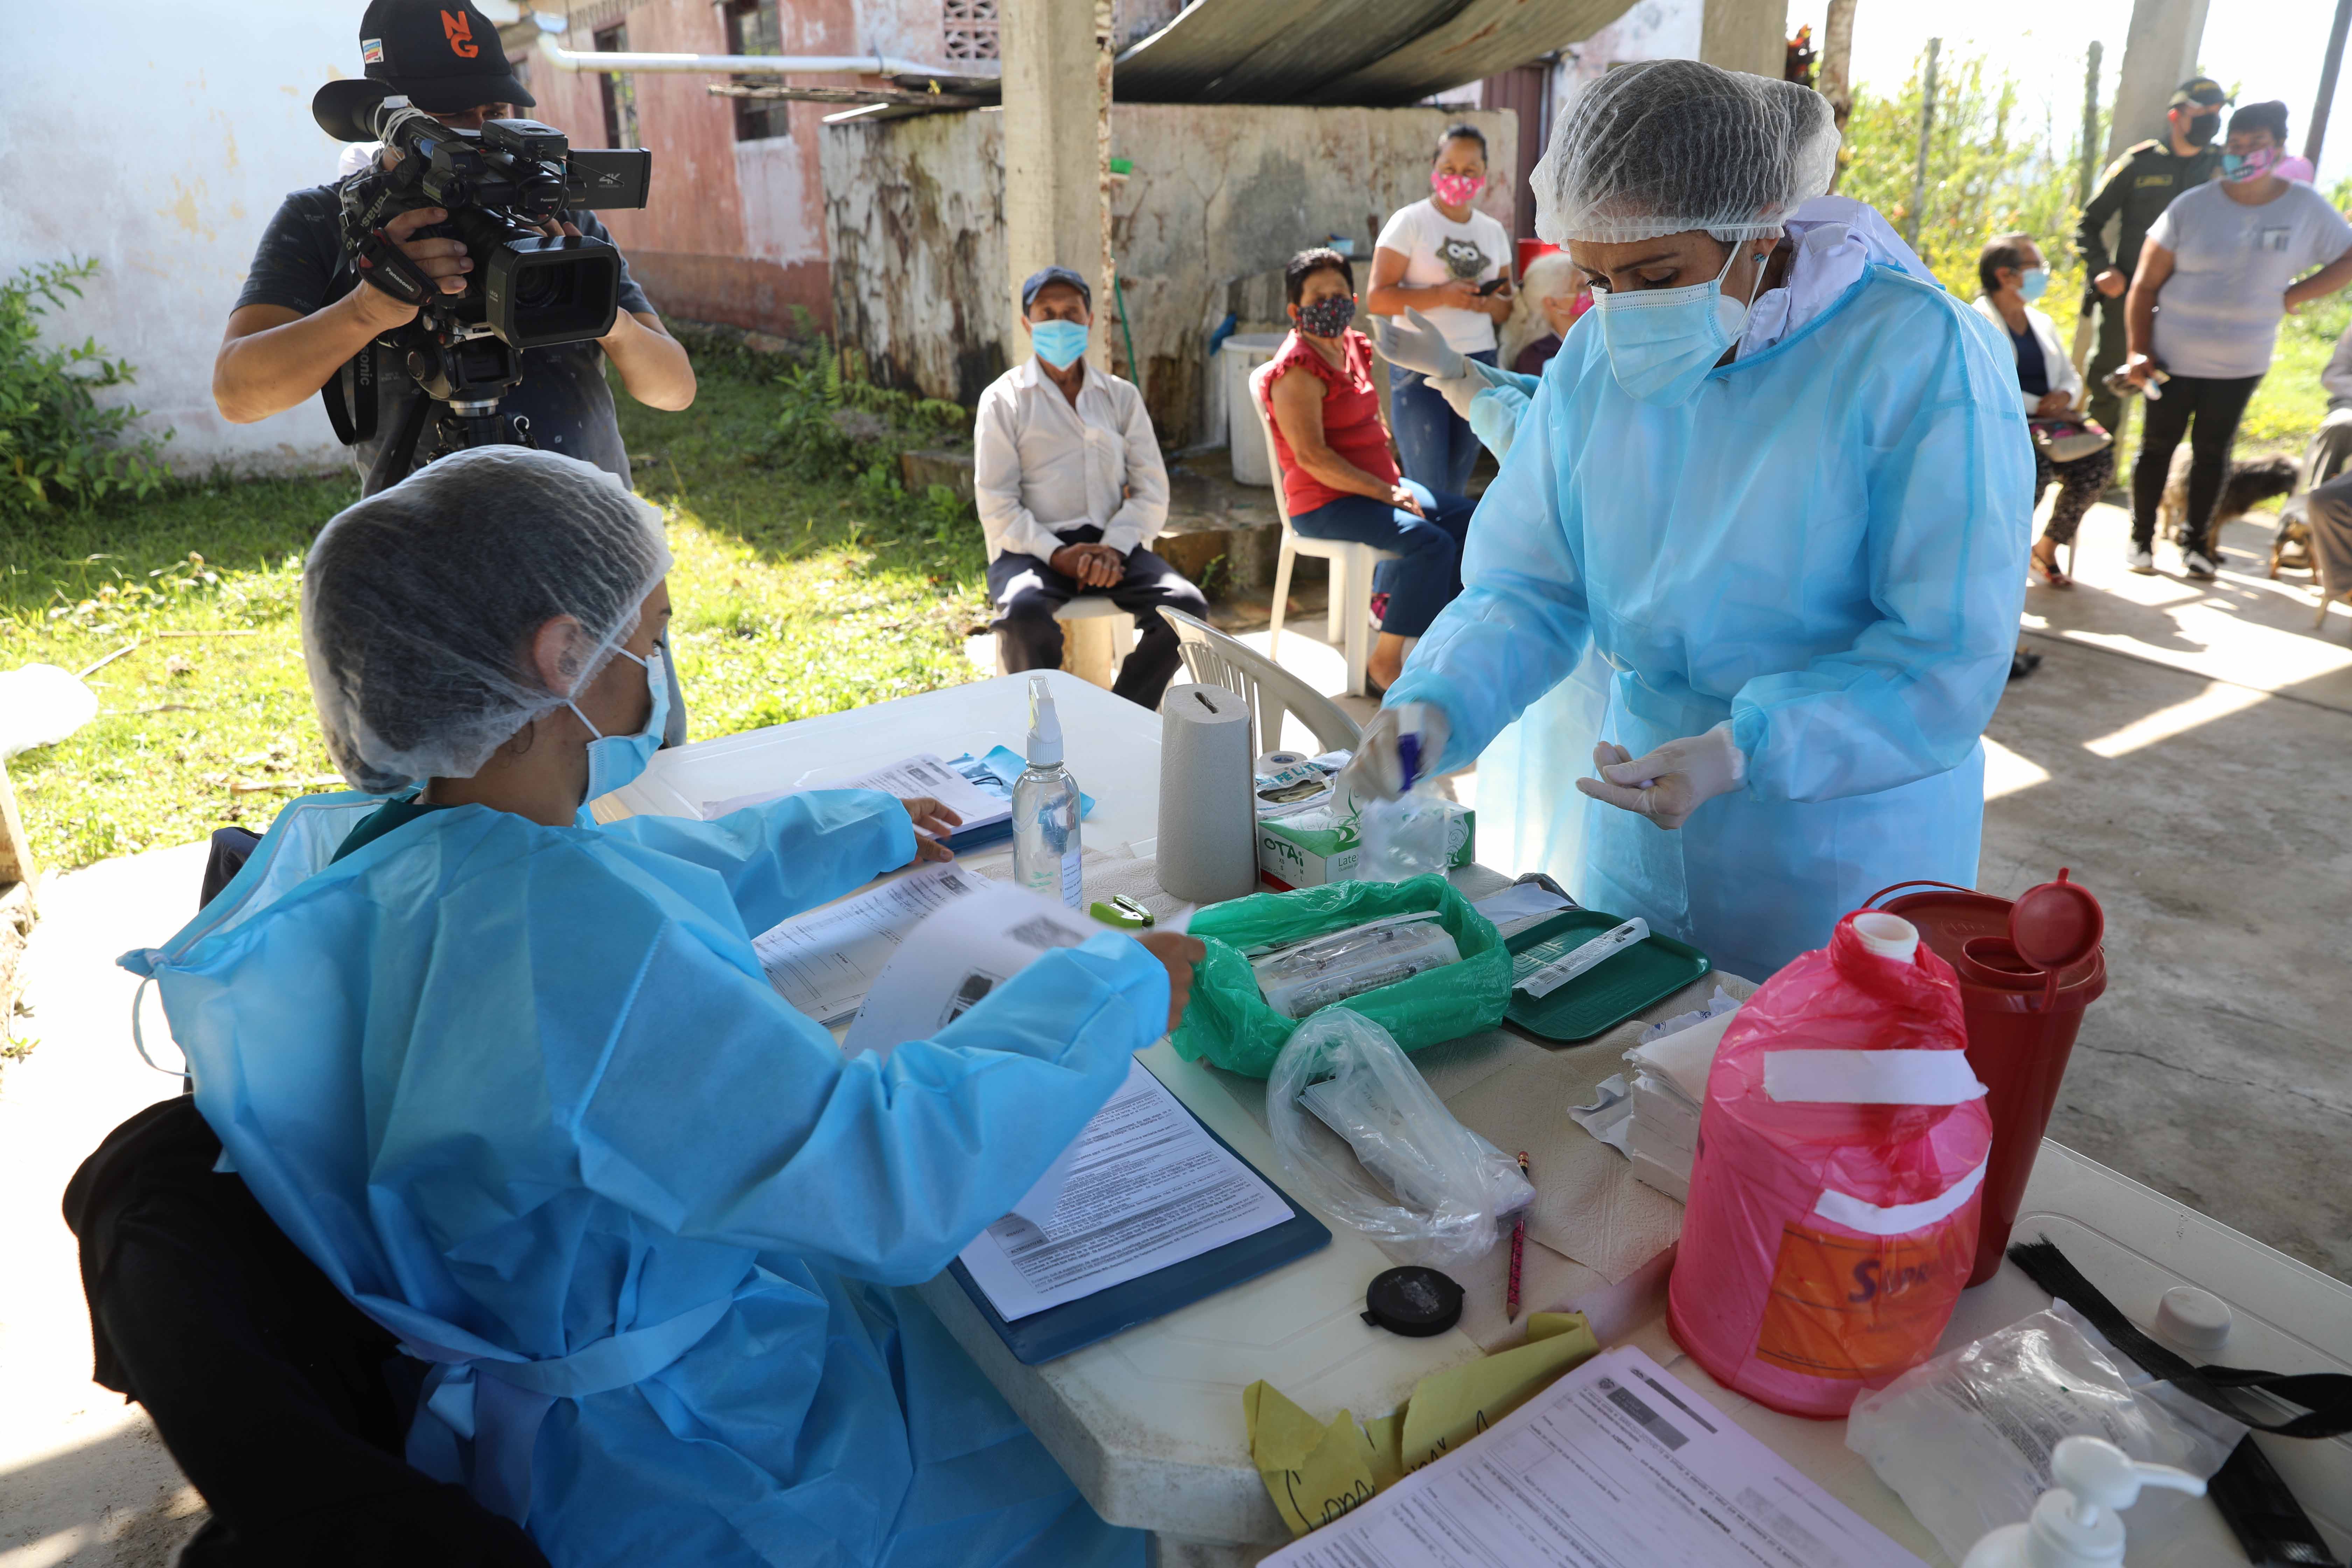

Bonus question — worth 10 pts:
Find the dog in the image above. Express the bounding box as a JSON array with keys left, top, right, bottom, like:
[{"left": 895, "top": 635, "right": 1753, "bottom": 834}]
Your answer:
[
  {"left": 2157, "top": 447, "right": 2298, "bottom": 554},
  {"left": 2271, "top": 497, "right": 2315, "bottom": 579}
]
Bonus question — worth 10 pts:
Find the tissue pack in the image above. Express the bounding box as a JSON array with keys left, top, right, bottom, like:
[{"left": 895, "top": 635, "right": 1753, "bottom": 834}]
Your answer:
[{"left": 1258, "top": 803, "right": 1475, "bottom": 889}]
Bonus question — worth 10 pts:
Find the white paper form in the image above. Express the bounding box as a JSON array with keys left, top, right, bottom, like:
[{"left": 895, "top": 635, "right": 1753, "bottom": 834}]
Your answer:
[
  {"left": 959, "top": 1060, "right": 1294, "bottom": 1321},
  {"left": 841, "top": 882, "right": 1100, "bottom": 1057},
  {"left": 749, "top": 863, "right": 987, "bottom": 1024},
  {"left": 1264, "top": 1345, "right": 1926, "bottom": 1568},
  {"left": 703, "top": 752, "right": 1010, "bottom": 835}
]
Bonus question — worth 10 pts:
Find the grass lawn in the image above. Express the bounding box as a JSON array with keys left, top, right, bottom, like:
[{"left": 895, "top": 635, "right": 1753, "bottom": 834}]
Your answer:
[{"left": 1, "top": 343, "right": 988, "bottom": 873}]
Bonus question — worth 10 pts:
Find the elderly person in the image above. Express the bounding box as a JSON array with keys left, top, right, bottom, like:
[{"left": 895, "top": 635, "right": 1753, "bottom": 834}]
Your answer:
[
  {"left": 125, "top": 448, "right": 1197, "bottom": 1568},
  {"left": 1263, "top": 247, "right": 1480, "bottom": 692},
  {"left": 1366, "top": 124, "right": 1515, "bottom": 494},
  {"left": 1975, "top": 233, "right": 2112, "bottom": 589},
  {"left": 2124, "top": 100, "right": 2352, "bottom": 579},
  {"left": 975, "top": 266, "right": 1203, "bottom": 708},
  {"left": 1342, "top": 60, "right": 2031, "bottom": 983}
]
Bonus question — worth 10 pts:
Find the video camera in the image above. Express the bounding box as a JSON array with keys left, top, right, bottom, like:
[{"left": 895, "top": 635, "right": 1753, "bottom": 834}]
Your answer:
[{"left": 313, "top": 84, "right": 652, "bottom": 483}]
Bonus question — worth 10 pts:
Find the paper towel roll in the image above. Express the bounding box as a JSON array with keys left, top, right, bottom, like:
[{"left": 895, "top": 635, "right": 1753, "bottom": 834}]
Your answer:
[{"left": 1158, "top": 683, "right": 1260, "bottom": 904}]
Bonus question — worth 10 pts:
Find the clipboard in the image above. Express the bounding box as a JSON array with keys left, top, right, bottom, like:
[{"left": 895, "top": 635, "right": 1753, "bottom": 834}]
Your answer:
[{"left": 946, "top": 1106, "right": 1331, "bottom": 1366}]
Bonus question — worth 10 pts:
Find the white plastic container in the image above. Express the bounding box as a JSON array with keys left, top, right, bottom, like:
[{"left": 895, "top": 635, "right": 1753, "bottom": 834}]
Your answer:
[{"left": 1960, "top": 1436, "right": 2204, "bottom": 1568}]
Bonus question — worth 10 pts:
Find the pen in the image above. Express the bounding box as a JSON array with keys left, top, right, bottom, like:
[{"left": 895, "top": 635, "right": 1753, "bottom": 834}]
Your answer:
[{"left": 1508, "top": 1151, "right": 1530, "bottom": 1323}]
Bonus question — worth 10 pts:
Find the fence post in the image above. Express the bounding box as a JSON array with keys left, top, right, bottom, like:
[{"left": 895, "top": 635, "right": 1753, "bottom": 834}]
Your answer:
[{"left": 1904, "top": 38, "right": 1941, "bottom": 251}]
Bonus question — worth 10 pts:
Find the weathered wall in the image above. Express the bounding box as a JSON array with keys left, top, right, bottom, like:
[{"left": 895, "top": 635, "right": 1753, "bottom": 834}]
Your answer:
[
  {"left": 824, "top": 103, "right": 1517, "bottom": 446},
  {"left": 0, "top": 1, "right": 358, "bottom": 474}
]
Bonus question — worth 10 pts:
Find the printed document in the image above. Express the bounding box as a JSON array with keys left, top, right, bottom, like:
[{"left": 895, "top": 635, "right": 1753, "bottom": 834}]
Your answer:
[
  {"left": 703, "top": 752, "right": 1009, "bottom": 836},
  {"left": 959, "top": 1060, "right": 1294, "bottom": 1321},
  {"left": 1264, "top": 1345, "right": 1926, "bottom": 1568},
  {"left": 750, "top": 862, "right": 986, "bottom": 1024}
]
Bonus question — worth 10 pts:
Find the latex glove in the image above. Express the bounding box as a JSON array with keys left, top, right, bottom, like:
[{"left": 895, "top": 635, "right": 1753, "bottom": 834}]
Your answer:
[
  {"left": 1427, "top": 373, "right": 1483, "bottom": 420},
  {"left": 1337, "top": 703, "right": 1451, "bottom": 804},
  {"left": 1572, "top": 723, "right": 1746, "bottom": 830},
  {"left": 1374, "top": 308, "right": 1467, "bottom": 382}
]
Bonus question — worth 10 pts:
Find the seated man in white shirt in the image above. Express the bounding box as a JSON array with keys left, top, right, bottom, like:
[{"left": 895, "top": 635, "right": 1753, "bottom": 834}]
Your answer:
[{"left": 975, "top": 266, "right": 1207, "bottom": 708}]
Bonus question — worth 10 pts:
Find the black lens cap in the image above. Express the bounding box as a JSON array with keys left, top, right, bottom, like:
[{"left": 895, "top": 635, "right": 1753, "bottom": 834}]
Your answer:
[{"left": 1362, "top": 1266, "right": 1464, "bottom": 1337}]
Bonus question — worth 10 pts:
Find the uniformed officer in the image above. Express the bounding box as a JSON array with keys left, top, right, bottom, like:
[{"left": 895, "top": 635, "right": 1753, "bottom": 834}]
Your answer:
[{"left": 2076, "top": 78, "right": 2230, "bottom": 433}]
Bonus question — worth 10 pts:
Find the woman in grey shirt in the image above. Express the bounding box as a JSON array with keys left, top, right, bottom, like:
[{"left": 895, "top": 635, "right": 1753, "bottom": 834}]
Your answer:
[{"left": 2124, "top": 100, "right": 2352, "bottom": 578}]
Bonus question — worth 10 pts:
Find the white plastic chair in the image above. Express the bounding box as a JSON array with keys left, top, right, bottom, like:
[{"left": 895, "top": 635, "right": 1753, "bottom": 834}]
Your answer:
[
  {"left": 1247, "top": 358, "right": 1399, "bottom": 697},
  {"left": 995, "top": 595, "right": 1135, "bottom": 690},
  {"left": 1158, "top": 606, "right": 1360, "bottom": 758}
]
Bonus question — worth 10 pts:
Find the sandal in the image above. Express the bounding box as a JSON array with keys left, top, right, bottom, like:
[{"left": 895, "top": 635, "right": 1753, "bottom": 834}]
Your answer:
[{"left": 2030, "top": 543, "right": 2072, "bottom": 589}]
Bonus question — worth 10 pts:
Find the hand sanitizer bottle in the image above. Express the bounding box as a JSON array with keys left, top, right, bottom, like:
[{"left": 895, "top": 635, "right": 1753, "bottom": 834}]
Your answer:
[
  {"left": 1013, "top": 676, "right": 1083, "bottom": 908},
  {"left": 1960, "top": 1436, "right": 2205, "bottom": 1568}
]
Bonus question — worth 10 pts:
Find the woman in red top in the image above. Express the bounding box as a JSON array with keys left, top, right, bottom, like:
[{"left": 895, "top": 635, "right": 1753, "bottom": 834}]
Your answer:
[{"left": 1263, "top": 248, "right": 1479, "bottom": 691}]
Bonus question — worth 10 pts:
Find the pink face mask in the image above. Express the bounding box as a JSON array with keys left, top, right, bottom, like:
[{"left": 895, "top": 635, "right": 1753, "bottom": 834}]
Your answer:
[{"left": 1431, "top": 170, "right": 1484, "bottom": 206}]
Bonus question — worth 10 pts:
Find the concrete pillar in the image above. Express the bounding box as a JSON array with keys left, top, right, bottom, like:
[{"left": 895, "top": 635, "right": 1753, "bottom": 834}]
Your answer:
[
  {"left": 1699, "top": 0, "right": 1791, "bottom": 81},
  {"left": 2104, "top": 0, "right": 2211, "bottom": 162},
  {"left": 999, "top": 0, "right": 1114, "bottom": 368}
]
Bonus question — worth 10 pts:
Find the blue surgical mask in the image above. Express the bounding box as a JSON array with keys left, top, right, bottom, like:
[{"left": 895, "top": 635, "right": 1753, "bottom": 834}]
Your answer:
[
  {"left": 1591, "top": 241, "right": 1762, "bottom": 406},
  {"left": 1029, "top": 319, "right": 1090, "bottom": 369},
  {"left": 2019, "top": 267, "right": 2050, "bottom": 302},
  {"left": 570, "top": 645, "right": 667, "bottom": 806}
]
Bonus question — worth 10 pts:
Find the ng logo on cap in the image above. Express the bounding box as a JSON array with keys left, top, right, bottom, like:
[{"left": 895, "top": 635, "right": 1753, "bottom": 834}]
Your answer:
[{"left": 442, "top": 8, "right": 479, "bottom": 57}]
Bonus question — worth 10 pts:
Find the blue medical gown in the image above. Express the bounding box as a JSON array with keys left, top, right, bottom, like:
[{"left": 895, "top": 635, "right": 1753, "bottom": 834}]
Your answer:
[
  {"left": 120, "top": 789, "right": 1163, "bottom": 1568},
  {"left": 1449, "top": 360, "right": 1616, "bottom": 892},
  {"left": 1389, "top": 265, "right": 2032, "bottom": 982}
]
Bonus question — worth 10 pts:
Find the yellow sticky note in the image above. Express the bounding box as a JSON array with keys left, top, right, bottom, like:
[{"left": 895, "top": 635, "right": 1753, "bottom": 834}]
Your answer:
[
  {"left": 1362, "top": 1409, "right": 1405, "bottom": 1492},
  {"left": 1397, "top": 1311, "right": 1600, "bottom": 1472},
  {"left": 1243, "top": 1380, "right": 1379, "bottom": 1536}
]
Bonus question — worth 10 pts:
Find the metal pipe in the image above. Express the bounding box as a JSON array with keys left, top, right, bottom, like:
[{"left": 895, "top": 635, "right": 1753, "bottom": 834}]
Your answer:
[{"left": 533, "top": 31, "right": 993, "bottom": 80}]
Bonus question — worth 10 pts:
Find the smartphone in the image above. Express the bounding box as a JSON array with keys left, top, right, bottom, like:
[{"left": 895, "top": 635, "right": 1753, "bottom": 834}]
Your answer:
[{"left": 1476, "top": 277, "right": 1508, "bottom": 296}]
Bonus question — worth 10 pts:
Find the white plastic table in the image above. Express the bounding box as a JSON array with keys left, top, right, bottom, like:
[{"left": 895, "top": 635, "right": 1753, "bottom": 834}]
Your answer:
[{"left": 610, "top": 673, "right": 2352, "bottom": 1568}]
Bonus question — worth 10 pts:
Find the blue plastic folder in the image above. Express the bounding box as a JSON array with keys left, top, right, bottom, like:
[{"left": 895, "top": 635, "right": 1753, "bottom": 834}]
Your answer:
[{"left": 947, "top": 1105, "right": 1330, "bottom": 1366}]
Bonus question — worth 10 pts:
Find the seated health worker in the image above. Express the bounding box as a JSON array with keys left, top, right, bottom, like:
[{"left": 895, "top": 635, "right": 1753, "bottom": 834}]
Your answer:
[
  {"left": 1342, "top": 61, "right": 2031, "bottom": 983},
  {"left": 121, "top": 447, "right": 1198, "bottom": 1568},
  {"left": 1263, "top": 247, "right": 1480, "bottom": 692}
]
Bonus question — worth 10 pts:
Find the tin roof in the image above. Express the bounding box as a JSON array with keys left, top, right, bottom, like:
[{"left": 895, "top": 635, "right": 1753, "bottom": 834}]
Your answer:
[{"left": 1113, "top": 0, "right": 1633, "bottom": 105}]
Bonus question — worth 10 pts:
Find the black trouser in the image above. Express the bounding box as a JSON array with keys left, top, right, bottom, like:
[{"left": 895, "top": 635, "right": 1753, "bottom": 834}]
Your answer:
[
  {"left": 987, "top": 526, "right": 1208, "bottom": 709},
  {"left": 2132, "top": 372, "right": 2264, "bottom": 555}
]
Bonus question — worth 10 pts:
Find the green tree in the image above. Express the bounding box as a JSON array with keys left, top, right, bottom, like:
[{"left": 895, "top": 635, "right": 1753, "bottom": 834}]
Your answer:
[{"left": 1839, "top": 46, "right": 2101, "bottom": 332}]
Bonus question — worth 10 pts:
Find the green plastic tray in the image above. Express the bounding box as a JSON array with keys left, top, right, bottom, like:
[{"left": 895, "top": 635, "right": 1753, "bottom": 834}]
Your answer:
[{"left": 1502, "top": 909, "right": 1712, "bottom": 1044}]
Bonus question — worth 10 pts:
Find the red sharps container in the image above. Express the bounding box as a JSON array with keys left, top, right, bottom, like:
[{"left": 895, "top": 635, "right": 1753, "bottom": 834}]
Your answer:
[{"left": 1866, "top": 871, "right": 2106, "bottom": 1286}]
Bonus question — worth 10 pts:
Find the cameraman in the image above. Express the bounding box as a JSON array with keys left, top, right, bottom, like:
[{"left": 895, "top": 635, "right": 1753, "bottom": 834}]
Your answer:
[{"left": 213, "top": 0, "right": 694, "bottom": 492}]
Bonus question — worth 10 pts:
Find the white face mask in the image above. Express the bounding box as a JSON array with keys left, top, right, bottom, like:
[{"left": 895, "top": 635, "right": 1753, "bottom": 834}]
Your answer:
[{"left": 1590, "top": 240, "right": 1768, "bottom": 406}]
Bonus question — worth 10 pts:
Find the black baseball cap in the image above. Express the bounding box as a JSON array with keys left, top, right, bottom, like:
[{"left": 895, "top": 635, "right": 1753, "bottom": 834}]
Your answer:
[
  {"left": 1020, "top": 266, "right": 1093, "bottom": 310},
  {"left": 2170, "top": 78, "right": 2230, "bottom": 110},
  {"left": 314, "top": 0, "right": 535, "bottom": 141}
]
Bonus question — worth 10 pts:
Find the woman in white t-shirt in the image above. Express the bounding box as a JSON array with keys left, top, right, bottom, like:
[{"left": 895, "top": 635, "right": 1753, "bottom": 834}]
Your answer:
[
  {"left": 1368, "top": 124, "right": 1515, "bottom": 493},
  {"left": 2124, "top": 99, "right": 2352, "bottom": 578}
]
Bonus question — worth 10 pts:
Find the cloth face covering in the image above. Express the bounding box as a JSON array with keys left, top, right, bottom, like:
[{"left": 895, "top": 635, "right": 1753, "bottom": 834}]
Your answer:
[
  {"left": 2019, "top": 267, "right": 2050, "bottom": 301},
  {"left": 570, "top": 646, "right": 667, "bottom": 803},
  {"left": 2222, "top": 146, "right": 2282, "bottom": 182},
  {"left": 1431, "top": 171, "right": 1485, "bottom": 206},
  {"left": 2186, "top": 112, "right": 2221, "bottom": 147},
  {"left": 1591, "top": 241, "right": 1762, "bottom": 406},
  {"left": 1029, "top": 319, "right": 1090, "bottom": 369},
  {"left": 1298, "top": 295, "right": 1357, "bottom": 338}
]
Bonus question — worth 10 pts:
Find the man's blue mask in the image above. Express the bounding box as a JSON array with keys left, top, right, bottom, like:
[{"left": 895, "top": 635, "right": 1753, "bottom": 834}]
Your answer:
[
  {"left": 1030, "top": 319, "right": 1090, "bottom": 369},
  {"left": 570, "top": 645, "right": 668, "bottom": 807}
]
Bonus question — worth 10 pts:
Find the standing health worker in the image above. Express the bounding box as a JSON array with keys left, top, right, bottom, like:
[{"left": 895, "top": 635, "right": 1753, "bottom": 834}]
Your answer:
[
  {"left": 1343, "top": 61, "right": 2032, "bottom": 983},
  {"left": 1368, "top": 124, "right": 1514, "bottom": 495}
]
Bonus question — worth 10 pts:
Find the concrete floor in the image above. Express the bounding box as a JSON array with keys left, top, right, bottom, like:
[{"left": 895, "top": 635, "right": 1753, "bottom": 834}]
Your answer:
[{"left": 3, "top": 497, "right": 2345, "bottom": 1565}]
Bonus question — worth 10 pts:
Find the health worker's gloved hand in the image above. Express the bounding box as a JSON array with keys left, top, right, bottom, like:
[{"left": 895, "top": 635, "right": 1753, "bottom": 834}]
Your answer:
[
  {"left": 1374, "top": 308, "right": 1468, "bottom": 382},
  {"left": 1338, "top": 703, "right": 1450, "bottom": 806},
  {"left": 1427, "top": 374, "right": 1483, "bottom": 420},
  {"left": 1573, "top": 723, "right": 1746, "bottom": 830}
]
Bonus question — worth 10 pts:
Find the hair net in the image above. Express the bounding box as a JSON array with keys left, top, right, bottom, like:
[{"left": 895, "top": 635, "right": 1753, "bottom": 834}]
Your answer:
[
  {"left": 303, "top": 447, "right": 672, "bottom": 793},
  {"left": 1533, "top": 59, "right": 1840, "bottom": 245}
]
